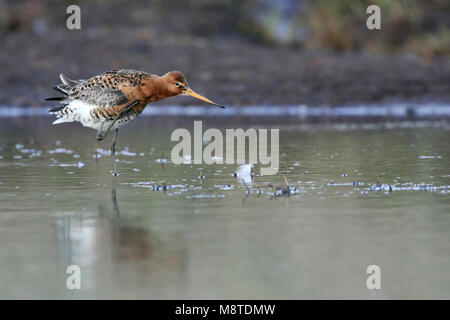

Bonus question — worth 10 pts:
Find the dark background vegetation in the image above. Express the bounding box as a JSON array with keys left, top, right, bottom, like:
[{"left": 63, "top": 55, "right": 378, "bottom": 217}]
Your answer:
[{"left": 0, "top": 0, "right": 449, "bottom": 107}]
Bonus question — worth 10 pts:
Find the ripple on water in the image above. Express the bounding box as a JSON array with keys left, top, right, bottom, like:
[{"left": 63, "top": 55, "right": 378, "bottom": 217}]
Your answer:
[
  {"left": 49, "top": 162, "right": 84, "bottom": 168},
  {"left": 48, "top": 148, "right": 74, "bottom": 154},
  {"left": 419, "top": 155, "right": 442, "bottom": 159}
]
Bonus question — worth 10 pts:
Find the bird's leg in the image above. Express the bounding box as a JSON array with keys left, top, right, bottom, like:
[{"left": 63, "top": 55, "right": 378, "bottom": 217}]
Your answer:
[
  {"left": 102, "top": 100, "right": 139, "bottom": 139},
  {"left": 111, "top": 128, "right": 119, "bottom": 176}
]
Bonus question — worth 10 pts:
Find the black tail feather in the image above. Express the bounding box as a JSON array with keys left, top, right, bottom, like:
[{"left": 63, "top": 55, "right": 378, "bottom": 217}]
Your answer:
[
  {"left": 46, "top": 96, "right": 65, "bottom": 101},
  {"left": 49, "top": 106, "right": 65, "bottom": 113}
]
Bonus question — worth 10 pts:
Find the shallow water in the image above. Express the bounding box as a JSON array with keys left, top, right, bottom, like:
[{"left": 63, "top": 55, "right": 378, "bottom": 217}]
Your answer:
[{"left": 0, "top": 116, "right": 449, "bottom": 299}]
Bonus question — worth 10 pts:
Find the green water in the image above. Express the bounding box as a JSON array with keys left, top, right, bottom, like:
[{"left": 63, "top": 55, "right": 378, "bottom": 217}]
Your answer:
[{"left": 0, "top": 117, "right": 449, "bottom": 299}]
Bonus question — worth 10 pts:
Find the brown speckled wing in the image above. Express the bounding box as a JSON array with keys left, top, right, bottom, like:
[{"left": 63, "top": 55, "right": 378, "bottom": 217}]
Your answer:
[
  {"left": 66, "top": 69, "right": 152, "bottom": 108},
  {"left": 68, "top": 86, "right": 129, "bottom": 108}
]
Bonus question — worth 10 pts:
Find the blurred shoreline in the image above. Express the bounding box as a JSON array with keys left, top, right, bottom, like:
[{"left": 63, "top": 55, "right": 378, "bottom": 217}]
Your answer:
[{"left": 1, "top": 0, "right": 449, "bottom": 108}]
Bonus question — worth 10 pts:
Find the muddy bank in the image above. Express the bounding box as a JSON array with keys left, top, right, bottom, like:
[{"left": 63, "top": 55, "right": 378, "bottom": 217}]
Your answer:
[{"left": 0, "top": 1, "right": 449, "bottom": 108}]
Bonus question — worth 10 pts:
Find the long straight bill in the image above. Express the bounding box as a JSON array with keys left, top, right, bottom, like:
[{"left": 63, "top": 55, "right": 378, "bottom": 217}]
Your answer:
[{"left": 184, "top": 88, "right": 225, "bottom": 108}]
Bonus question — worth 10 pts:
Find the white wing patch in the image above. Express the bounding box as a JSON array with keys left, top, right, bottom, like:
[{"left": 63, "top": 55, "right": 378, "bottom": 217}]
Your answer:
[
  {"left": 52, "top": 100, "right": 105, "bottom": 130},
  {"left": 52, "top": 118, "right": 72, "bottom": 124}
]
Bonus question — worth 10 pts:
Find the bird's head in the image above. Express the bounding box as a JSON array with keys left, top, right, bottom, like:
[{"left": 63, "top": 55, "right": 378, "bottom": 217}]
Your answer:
[{"left": 162, "top": 71, "right": 224, "bottom": 108}]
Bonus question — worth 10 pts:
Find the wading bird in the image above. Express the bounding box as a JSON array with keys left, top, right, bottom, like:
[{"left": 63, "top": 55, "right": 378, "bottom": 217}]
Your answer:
[{"left": 47, "top": 69, "right": 224, "bottom": 174}]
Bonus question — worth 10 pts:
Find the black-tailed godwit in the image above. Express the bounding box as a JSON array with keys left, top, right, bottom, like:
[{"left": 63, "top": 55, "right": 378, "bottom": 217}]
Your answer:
[{"left": 47, "top": 69, "right": 224, "bottom": 174}]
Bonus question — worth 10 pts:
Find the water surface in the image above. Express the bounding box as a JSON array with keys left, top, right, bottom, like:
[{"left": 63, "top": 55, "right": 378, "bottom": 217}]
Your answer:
[{"left": 0, "top": 117, "right": 449, "bottom": 299}]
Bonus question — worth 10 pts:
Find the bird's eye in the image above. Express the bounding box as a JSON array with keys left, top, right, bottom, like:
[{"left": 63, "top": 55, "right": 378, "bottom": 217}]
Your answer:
[{"left": 174, "top": 82, "right": 180, "bottom": 87}]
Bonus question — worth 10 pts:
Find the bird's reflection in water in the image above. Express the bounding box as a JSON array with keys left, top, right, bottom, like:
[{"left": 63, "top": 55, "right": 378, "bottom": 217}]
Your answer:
[
  {"left": 54, "top": 176, "right": 186, "bottom": 296},
  {"left": 56, "top": 176, "right": 154, "bottom": 277},
  {"left": 111, "top": 175, "right": 120, "bottom": 219},
  {"left": 107, "top": 175, "right": 154, "bottom": 262}
]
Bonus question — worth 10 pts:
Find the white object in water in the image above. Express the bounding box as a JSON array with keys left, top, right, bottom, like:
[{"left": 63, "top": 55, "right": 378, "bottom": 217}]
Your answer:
[{"left": 234, "top": 164, "right": 253, "bottom": 185}]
